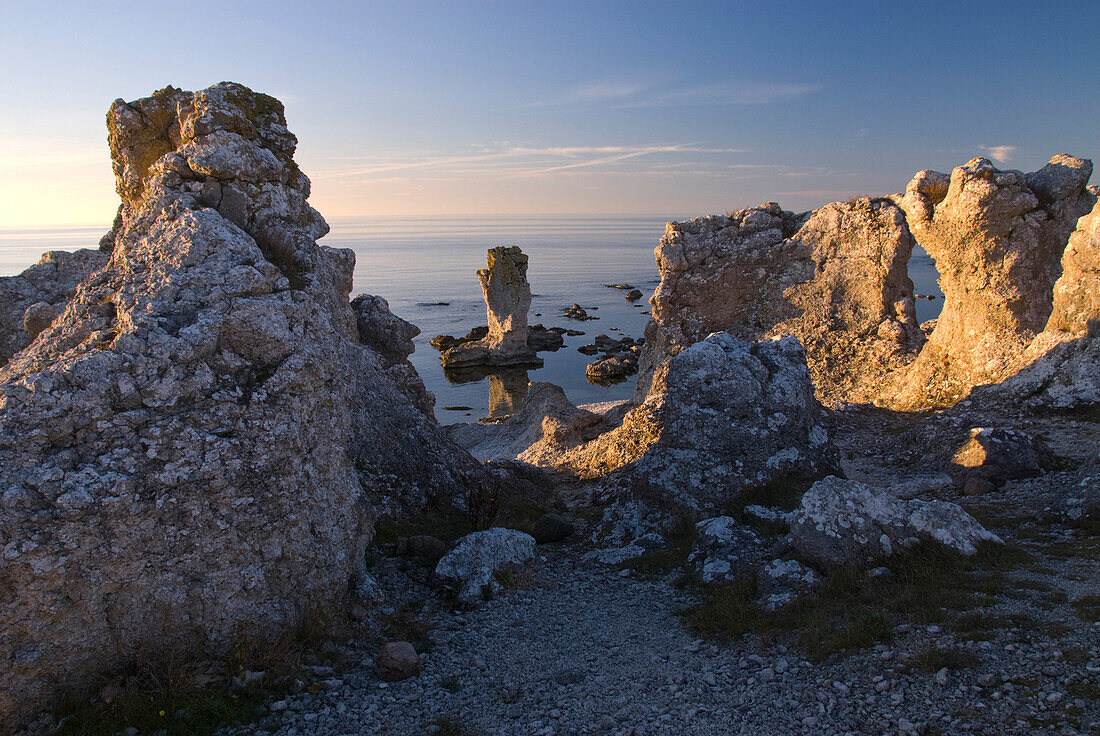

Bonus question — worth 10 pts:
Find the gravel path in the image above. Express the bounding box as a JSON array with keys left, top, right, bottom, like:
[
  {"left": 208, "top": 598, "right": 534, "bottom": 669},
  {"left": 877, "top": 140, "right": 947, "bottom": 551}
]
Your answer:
[{"left": 228, "top": 547, "right": 1100, "bottom": 736}]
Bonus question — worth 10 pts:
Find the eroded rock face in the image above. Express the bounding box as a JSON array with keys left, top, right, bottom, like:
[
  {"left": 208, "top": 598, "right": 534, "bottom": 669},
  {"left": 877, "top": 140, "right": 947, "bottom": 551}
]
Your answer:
[
  {"left": 790, "top": 477, "right": 1001, "bottom": 568},
  {"left": 1048, "top": 194, "right": 1100, "bottom": 335},
  {"left": 637, "top": 199, "right": 923, "bottom": 406},
  {"left": 893, "top": 155, "right": 1095, "bottom": 409},
  {"left": 0, "top": 249, "right": 108, "bottom": 367},
  {"left": 0, "top": 82, "right": 483, "bottom": 726},
  {"left": 352, "top": 294, "right": 435, "bottom": 417},
  {"left": 441, "top": 247, "right": 540, "bottom": 368}
]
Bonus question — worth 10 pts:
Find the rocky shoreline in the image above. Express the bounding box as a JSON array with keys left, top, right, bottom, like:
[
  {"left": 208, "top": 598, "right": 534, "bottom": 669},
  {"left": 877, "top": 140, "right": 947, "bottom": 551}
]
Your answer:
[{"left": 1, "top": 83, "right": 1097, "bottom": 735}]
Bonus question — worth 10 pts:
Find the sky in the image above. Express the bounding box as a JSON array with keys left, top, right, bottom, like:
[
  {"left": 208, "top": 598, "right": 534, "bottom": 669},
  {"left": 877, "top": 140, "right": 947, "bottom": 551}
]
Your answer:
[{"left": 0, "top": 0, "right": 1098, "bottom": 227}]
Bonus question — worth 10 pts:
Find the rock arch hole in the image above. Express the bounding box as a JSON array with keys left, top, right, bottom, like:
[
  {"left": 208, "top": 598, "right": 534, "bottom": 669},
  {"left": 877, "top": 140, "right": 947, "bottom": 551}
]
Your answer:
[{"left": 908, "top": 241, "right": 944, "bottom": 331}]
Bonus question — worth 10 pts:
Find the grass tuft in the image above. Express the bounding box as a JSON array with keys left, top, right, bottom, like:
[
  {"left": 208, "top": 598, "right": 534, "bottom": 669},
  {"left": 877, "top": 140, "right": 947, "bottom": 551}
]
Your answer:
[
  {"left": 906, "top": 644, "right": 980, "bottom": 673},
  {"left": 684, "top": 540, "right": 1032, "bottom": 661}
]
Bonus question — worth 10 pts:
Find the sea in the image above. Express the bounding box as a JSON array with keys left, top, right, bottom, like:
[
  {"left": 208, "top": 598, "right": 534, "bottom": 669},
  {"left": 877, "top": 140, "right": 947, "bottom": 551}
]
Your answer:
[{"left": 0, "top": 216, "right": 944, "bottom": 424}]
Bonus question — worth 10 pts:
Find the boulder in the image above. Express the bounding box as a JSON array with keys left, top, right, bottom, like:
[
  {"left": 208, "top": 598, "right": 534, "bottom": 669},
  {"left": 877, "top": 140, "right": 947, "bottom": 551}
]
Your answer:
[
  {"left": 755, "top": 559, "right": 822, "bottom": 610},
  {"left": 441, "top": 247, "right": 541, "bottom": 368},
  {"left": 892, "top": 155, "right": 1095, "bottom": 409},
  {"left": 790, "top": 477, "right": 1001, "bottom": 569},
  {"left": 374, "top": 641, "right": 421, "bottom": 682},
  {"left": 0, "top": 82, "right": 487, "bottom": 727},
  {"left": 951, "top": 427, "right": 1049, "bottom": 487},
  {"left": 434, "top": 528, "right": 537, "bottom": 605},
  {"left": 687, "top": 517, "right": 767, "bottom": 583},
  {"left": 585, "top": 353, "right": 638, "bottom": 385},
  {"left": 636, "top": 199, "right": 923, "bottom": 406},
  {"left": 532, "top": 512, "right": 574, "bottom": 544},
  {"left": 527, "top": 324, "right": 565, "bottom": 351}
]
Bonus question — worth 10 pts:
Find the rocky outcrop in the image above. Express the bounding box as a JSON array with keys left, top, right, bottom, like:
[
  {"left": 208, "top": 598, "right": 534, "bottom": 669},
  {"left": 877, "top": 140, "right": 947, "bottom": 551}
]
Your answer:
[
  {"left": 352, "top": 294, "right": 435, "bottom": 417},
  {"left": 0, "top": 249, "right": 108, "bottom": 367},
  {"left": 1047, "top": 193, "right": 1100, "bottom": 336},
  {"left": 0, "top": 83, "right": 486, "bottom": 726},
  {"left": 637, "top": 199, "right": 923, "bottom": 406},
  {"left": 687, "top": 516, "right": 767, "bottom": 583},
  {"left": 441, "top": 247, "right": 541, "bottom": 368},
  {"left": 892, "top": 155, "right": 1095, "bottom": 409},
  {"left": 790, "top": 477, "right": 1001, "bottom": 568},
  {"left": 455, "top": 334, "right": 837, "bottom": 519}
]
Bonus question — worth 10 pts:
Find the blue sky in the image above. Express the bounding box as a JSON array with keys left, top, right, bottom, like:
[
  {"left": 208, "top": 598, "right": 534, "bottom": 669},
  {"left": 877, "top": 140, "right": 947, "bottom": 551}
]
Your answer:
[{"left": 1, "top": 0, "right": 1097, "bottom": 225}]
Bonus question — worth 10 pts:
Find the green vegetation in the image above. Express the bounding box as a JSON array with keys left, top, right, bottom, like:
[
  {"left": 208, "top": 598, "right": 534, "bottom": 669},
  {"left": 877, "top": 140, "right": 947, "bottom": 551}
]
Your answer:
[
  {"left": 427, "top": 715, "right": 478, "bottom": 735},
  {"left": 619, "top": 516, "right": 697, "bottom": 576},
  {"left": 1071, "top": 594, "right": 1100, "bottom": 623},
  {"left": 53, "top": 608, "right": 340, "bottom": 736},
  {"left": 906, "top": 644, "right": 981, "bottom": 673},
  {"left": 379, "top": 600, "right": 436, "bottom": 653},
  {"left": 684, "top": 540, "right": 1032, "bottom": 661}
]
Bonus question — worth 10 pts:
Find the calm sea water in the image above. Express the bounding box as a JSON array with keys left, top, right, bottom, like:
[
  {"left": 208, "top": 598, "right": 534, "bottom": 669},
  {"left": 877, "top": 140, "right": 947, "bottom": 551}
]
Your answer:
[{"left": 0, "top": 216, "right": 944, "bottom": 423}]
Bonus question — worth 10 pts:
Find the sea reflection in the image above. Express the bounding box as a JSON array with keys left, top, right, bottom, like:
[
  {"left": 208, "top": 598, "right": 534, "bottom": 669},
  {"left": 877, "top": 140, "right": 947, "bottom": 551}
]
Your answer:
[{"left": 442, "top": 366, "right": 530, "bottom": 419}]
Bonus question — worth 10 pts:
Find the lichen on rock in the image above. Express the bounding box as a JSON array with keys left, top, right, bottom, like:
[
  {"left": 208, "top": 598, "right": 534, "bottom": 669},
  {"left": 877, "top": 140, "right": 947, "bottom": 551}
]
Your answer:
[{"left": 0, "top": 82, "right": 485, "bottom": 727}]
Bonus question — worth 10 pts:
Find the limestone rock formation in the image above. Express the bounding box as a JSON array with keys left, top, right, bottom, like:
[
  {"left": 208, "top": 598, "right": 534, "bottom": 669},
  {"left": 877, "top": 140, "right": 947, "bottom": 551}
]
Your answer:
[
  {"left": 636, "top": 198, "right": 923, "bottom": 406},
  {"left": 1048, "top": 194, "right": 1100, "bottom": 335},
  {"left": 352, "top": 294, "right": 435, "bottom": 417},
  {"left": 892, "top": 155, "right": 1095, "bottom": 409},
  {"left": 455, "top": 334, "right": 837, "bottom": 519},
  {"left": 0, "top": 82, "right": 485, "bottom": 726},
  {"left": 0, "top": 249, "right": 108, "bottom": 367},
  {"left": 790, "top": 477, "right": 1001, "bottom": 569},
  {"left": 441, "top": 247, "right": 541, "bottom": 368}
]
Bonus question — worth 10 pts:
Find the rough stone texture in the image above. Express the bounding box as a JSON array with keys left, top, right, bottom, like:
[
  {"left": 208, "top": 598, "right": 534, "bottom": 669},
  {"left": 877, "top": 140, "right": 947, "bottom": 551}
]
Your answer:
[
  {"left": 441, "top": 247, "right": 541, "bottom": 368},
  {"left": 351, "top": 294, "right": 435, "bottom": 417},
  {"left": 892, "top": 155, "right": 1095, "bottom": 409},
  {"left": 687, "top": 517, "right": 766, "bottom": 583},
  {"left": 0, "top": 83, "right": 486, "bottom": 727},
  {"left": 434, "top": 528, "right": 537, "bottom": 605},
  {"left": 0, "top": 249, "right": 109, "bottom": 367},
  {"left": 636, "top": 198, "right": 923, "bottom": 406},
  {"left": 1047, "top": 193, "right": 1100, "bottom": 335},
  {"left": 576, "top": 334, "right": 837, "bottom": 514},
  {"left": 454, "top": 334, "right": 836, "bottom": 522},
  {"left": 755, "top": 558, "right": 822, "bottom": 610},
  {"left": 790, "top": 477, "right": 1001, "bottom": 569},
  {"left": 374, "top": 642, "right": 422, "bottom": 682},
  {"left": 951, "top": 427, "right": 1049, "bottom": 487}
]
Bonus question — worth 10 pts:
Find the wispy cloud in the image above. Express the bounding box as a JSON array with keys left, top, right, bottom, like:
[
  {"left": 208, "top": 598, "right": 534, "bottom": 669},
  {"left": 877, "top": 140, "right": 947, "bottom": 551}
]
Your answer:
[
  {"left": 312, "top": 143, "right": 748, "bottom": 180},
  {"left": 507, "top": 79, "right": 819, "bottom": 110},
  {"left": 979, "top": 144, "right": 1017, "bottom": 163}
]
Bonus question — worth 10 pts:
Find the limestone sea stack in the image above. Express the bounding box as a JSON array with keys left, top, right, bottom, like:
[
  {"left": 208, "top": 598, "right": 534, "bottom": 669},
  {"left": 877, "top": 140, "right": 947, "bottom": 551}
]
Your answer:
[
  {"left": 0, "top": 82, "right": 487, "bottom": 727},
  {"left": 441, "top": 246, "right": 542, "bottom": 368},
  {"left": 891, "top": 155, "right": 1095, "bottom": 409}
]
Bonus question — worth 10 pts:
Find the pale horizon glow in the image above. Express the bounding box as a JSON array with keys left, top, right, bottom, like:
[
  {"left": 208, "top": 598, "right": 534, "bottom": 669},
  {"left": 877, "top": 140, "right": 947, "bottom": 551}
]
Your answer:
[{"left": 1, "top": 1, "right": 1097, "bottom": 229}]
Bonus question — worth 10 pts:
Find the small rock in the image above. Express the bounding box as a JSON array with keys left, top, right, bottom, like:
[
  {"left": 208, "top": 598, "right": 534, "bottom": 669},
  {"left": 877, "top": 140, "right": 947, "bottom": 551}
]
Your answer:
[{"left": 374, "top": 642, "right": 421, "bottom": 682}]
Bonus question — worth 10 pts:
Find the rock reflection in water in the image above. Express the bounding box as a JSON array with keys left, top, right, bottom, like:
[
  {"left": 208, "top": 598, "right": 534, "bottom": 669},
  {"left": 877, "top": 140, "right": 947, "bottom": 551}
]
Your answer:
[{"left": 442, "top": 366, "right": 530, "bottom": 419}]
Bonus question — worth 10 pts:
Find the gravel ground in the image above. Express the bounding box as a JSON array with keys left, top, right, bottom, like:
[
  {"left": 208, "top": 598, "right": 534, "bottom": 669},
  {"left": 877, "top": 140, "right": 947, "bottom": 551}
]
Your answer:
[
  {"left": 225, "top": 550, "right": 1100, "bottom": 736},
  {"left": 225, "top": 409, "right": 1100, "bottom": 736}
]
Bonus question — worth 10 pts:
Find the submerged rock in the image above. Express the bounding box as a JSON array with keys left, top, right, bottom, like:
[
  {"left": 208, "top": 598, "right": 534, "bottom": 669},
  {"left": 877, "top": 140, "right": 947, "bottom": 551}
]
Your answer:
[
  {"left": 585, "top": 353, "right": 638, "bottom": 385},
  {"left": 790, "top": 477, "right": 1001, "bottom": 568},
  {"left": 442, "top": 247, "right": 541, "bottom": 368},
  {"left": 0, "top": 82, "right": 486, "bottom": 726}
]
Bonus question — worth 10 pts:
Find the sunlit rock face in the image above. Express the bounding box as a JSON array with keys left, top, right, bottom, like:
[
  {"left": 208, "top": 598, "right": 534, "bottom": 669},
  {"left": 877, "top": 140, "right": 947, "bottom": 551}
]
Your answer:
[
  {"left": 892, "top": 155, "right": 1095, "bottom": 409},
  {"left": 0, "top": 82, "right": 485, "bottom": 726},
  {"left": 966, "top": 191, "right": 1100, "bottom": 409},
  {"left": 635, "top": 198, "right": 924, "bottom": 407},
  {"left": 441, "top": 246, "right": 541, "bottom": 368},
  {"left": 0, "top": 249, "right": 109, "bottom": 367}
]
